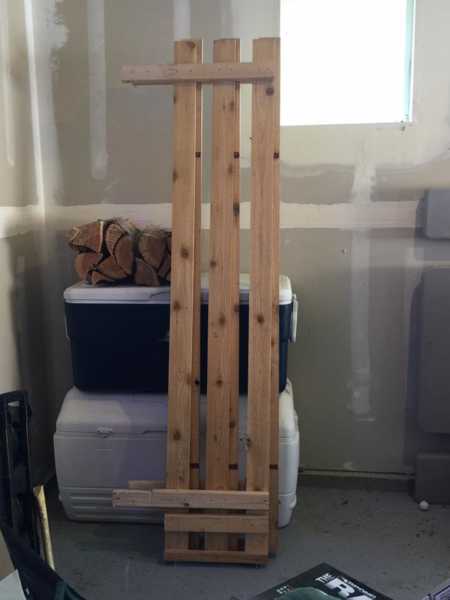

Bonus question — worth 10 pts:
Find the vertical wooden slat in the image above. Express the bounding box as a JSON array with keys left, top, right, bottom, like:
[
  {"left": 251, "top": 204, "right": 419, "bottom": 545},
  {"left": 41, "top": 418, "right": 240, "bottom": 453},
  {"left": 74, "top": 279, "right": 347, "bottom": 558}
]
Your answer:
[
  {"left": 269, "top": 38, "right": 281, "bottom": 556},
  {"left": 166, "top": 39, "right": 202, "bottom": 554},
  {"left": 246, "top": 37, "right": 280, "bottom": 556},
  {"left": 190, "top": 43, "right": 203, "bottom": 493},
  {"left": 189, "top": 42, "right": 203, "bottom": 552},
  {"left": 206, "top": 38, "right": 241, "bottom": 551}
]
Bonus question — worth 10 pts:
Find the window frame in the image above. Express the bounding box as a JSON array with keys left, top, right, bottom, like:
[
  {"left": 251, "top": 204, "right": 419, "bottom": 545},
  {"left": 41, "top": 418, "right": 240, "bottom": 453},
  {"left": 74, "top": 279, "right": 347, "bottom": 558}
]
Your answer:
[{"left": 280, "top": 0, "right": 416, "bottom": 127}]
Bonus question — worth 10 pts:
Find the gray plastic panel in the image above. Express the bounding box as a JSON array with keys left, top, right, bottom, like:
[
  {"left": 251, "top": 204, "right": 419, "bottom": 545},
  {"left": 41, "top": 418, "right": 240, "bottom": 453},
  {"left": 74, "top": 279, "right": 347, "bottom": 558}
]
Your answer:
[
  {"left": 418, "top": 268, "right": 450, "bottom": 433},
  {"left": 415, "top": 453, "right": 450, "bottom": 504},
  {"left": 424, "top": 189, "right": 450, "bottom": 239}
]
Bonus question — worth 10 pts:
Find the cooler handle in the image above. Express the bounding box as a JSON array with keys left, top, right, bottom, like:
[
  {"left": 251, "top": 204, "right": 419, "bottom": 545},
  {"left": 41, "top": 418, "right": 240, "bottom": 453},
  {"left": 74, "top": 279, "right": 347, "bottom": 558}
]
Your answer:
[
  {"left": 64, "top": 316, "right": 70, "bottom": 341},
  {"left": 290, "top": 294, "right": 299, "bottom": 343}
]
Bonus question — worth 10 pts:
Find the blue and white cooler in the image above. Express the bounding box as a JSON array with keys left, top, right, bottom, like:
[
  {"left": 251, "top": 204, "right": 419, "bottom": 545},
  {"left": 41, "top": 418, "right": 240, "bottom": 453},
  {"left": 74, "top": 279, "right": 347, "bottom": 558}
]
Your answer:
[
  {"left": 63, "top": 274, "right": 298, "bottom": 394},
  {"left": 57, "top": 274, "right": 300, "bottom": 528},
  {"left": 54, "top": 380, "right": 299, "bottom": 527}
]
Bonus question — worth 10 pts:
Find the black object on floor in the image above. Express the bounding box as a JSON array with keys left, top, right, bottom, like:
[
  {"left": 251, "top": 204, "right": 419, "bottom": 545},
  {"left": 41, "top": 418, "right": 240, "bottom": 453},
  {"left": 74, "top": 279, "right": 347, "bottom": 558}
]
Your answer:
[
  {"left": 246, "top": 563, "right": 393, "bottom": 599},
  {"left": 0, "top": 391, "right": 39, "bottom": 552},
  {"left": 2, "top": 523, "right": 85, "bottom": 600}
]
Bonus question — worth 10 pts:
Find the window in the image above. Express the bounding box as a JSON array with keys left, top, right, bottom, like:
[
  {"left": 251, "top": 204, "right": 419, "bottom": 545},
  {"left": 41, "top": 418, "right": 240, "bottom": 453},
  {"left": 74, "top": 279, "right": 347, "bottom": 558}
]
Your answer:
[{"left": 281, "top": 0, "right": 415, "bottom": 126}]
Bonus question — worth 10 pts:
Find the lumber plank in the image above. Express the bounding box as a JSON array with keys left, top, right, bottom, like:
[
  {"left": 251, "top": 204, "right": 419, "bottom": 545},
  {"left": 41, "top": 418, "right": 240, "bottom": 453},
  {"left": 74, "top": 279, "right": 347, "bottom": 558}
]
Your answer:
[
  {"left": 269, "top": 38, "right": 281, "bottom": 557},
  {"left": 166, "top": 39, "right": 202, "bottom": 552},
  {"left": 164, "top": 549, "right": 269, "bottom": 565},
  {"left": 128, "top": 480, "right": 165, "bottom": 491},
  {"left": 122, "top": 62, "right": 274, "bottom": 85},
  {"left": 155, "top": 489, "right": 269, "bottom": 511},
  {"left": 206, "top": 38, "right": 241, "bottom": 552},
  {"left": 165, "top": 514, "right": 268, "bottom": 534},
  {"left": 113, "top": 489, "right": 153, "bottom": 508},
  {"left": 112, "top": 489, "right": 269, "bottom": 511},
  {"left": 190, "top": 42, "right": 203, "bottom": 493},
  {"left": 246, "top": 37, "right": 280, "bottom": 557}
]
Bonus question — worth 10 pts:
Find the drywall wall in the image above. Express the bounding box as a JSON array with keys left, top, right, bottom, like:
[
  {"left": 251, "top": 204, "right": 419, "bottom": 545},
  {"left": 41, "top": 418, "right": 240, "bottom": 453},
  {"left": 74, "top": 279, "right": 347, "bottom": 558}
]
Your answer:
[
  {"left": 0, "top": 0, "right": 52, "bottom": 480},
  {"left": 16, "top": 0, "right": 450, "bottom": 475}
]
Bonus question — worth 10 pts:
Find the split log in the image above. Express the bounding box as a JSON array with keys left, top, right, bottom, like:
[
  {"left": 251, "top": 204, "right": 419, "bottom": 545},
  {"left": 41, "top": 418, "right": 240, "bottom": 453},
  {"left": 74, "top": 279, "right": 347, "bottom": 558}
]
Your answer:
[
  {"left": 105, "top": 223, "right": 125, "bottom": 256},
  {"left": 157, "top": 253, "right": 171, "bottom": 281},
  {"left": 74, "top": 252, "right": 103, "bottom": 281},
  {"left": 68, "top": 218, "right": 172, "bottom": 286},
  {"left": 114, "top": 236, "right": 134, "bottom": 275},
  {"left": 91, "top": 271, "right": 114, "bottom": 285},
  {"left": 96, "top": 256, "right": 128, "bottom": 281},
  {"left": 68, "top": 221, "right": 104, "bottom": 253},
  {"left": 134, "top": 258, "right": 160, "bottom": 286},
  {"left": 138, "top": 229, "right": 167, "bottom": 269}
]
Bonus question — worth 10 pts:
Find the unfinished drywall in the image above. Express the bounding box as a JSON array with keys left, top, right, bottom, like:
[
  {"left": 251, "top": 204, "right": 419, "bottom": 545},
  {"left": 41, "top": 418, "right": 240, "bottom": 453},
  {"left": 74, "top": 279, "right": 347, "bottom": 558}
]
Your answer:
[
  {"left": 20, "top": 0, "right": 450, "bottom": 475},
  {"left": 0, "top": 0, "right": 52, "bottom": 480}
]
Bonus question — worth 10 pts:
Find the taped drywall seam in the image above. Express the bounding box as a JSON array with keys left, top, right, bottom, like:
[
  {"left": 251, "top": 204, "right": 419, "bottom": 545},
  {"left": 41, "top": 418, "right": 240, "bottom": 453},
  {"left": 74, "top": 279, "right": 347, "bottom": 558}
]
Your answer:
[
  {"left": 87, "top": 0, "right": 107, "bottom": 180},
  {"left": 173, "top": 0, "right": 191, "bottom": 40},
  {"left": 45, "top": 200, "right": 420, "bottom": 232},
  {"left": 0, "top": 0, "right": 15, "bottom": 166},
  {"left": 23, "top": 0, "right": 69, "bottom": 432},
  {"left": 23, "top": 0, "right": 67, "bottom": 210},
  {"left": 349, "top": 138, "right": 375, "bottom": 420},
  {"left": 23, "top": 0, "right": 44, "bottom": 211},
  {"left": 0, "top": 206, "right": 42, "bottom": 238}
]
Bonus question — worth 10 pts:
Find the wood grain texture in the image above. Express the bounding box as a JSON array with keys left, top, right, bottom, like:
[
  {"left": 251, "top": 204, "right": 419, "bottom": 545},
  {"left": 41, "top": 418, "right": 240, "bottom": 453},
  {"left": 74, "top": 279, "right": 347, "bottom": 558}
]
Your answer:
[
  {"left": 166, "top": 39, "right": 203, "bottom": 552},
  {"left": 154, "top": 489, "right": 269, "bottom": 510},
  {"left": 165, "top": 514, "right": 268, "bottom": 534},
  {"left": 246, "top": 37, "right": 280, "bottom": 557},
  {"left": 269, "top": 38, "right": 281, "bottom": 556},
  {"left": 164, "top": 549, "right": 269, "bottom": 565},
  {"left": 190, "top": 43, "right": 203, "bottom": 493},
  {"left": 122, "top": 62, "right": 274, "bottom": 85},
  {"left": 112, "top": 488, "right": 269, "bottom": 510},
  {"left": 206, "top": 38, "right": 241, "bottom": 551}
]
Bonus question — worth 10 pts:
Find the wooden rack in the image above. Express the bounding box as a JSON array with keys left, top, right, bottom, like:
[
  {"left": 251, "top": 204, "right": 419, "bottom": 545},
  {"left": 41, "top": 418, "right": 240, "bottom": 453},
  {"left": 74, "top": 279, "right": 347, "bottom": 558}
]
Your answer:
[{"left": 113, "top": 37, "right": 280, "bottom": 566}]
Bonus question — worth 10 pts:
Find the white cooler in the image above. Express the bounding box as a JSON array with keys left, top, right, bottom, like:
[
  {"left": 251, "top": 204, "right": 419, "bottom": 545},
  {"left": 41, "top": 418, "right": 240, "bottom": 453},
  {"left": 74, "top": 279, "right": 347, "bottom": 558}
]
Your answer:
[{"left": 54, "top": 380, "right": 299, "bottom": 528}]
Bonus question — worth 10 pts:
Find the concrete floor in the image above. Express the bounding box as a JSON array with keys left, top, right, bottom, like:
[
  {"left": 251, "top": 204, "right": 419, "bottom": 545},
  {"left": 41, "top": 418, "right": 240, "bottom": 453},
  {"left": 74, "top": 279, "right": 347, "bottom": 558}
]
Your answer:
[{"left": 48, "top": 484, "right": 450, "bottom": 600}]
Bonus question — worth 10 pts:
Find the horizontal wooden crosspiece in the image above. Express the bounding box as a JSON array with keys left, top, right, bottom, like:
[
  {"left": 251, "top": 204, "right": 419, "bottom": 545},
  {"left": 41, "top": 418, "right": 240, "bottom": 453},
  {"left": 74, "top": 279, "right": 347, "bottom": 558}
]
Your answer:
[
  {"left": 121, "top": 62, "right": 274, "bottom": 85},
  {"left": 112, "top": 488, "right": 269, "bottom": 511},
  {"left": 165, "top": 513, "right": 269, "bottom": 534}
]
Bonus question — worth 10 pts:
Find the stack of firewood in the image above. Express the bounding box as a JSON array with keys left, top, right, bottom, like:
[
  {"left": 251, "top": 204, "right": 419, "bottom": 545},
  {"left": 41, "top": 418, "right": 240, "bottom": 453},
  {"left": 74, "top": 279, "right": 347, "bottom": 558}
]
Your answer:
[{"left": 68, "top": 218, "right": 171, "bottom": 286}]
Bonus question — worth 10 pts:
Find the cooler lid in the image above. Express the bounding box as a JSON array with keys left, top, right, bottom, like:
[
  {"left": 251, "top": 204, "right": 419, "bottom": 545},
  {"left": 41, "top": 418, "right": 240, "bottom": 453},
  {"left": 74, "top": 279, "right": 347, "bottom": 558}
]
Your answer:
[
  {"left": 56, "top": 387, "right": 168, "bottom": 435},
  {"left": 63, "top": 274, "right": 293, "bottom": 305}
]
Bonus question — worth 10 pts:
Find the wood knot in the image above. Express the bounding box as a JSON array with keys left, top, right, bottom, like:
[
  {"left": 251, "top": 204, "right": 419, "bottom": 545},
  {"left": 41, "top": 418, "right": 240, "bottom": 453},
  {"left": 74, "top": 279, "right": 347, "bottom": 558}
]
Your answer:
[
  {"left": 195, "top": 151, "right": 201, "bottom": 158},
  {"left": 229, "top": 100, "right": 235, "bottom": 111},
  {"left": 210, "top": 259, "right": 217, "bottom": 268},
  {"left": 257, "top": 313, "right": 265, "bottom": 324},
  {"left": 216, "top": 378, "right": 223, "bottom": 387},
  {"left": 173, "top": 300, "right": 181, "bottom": 311},
  {"left": 229, "top": 419, "right": 236, "bottom": 429},
  {"left": 172, "top": 170, "right": 178, "bottom": 182},
  {"left": 194, "top": 378, "right": 200, "bottom": 387},
  {"left": 234, "top": 151, "right": 240, "bottom": 159},
  {"left": 173, "top": 94, "right": 177, "bottom": 104},
  {"left": 173, "top": 429, "right": 181, "bottom": 441},
  {"left": 218, "top": 314, "right": 226, "bottom": 326},
  {"left": 266, "top": 86, "right": 274, "bottom": 96},
  {"left": 233, "top": 202, "right": 240, "bottom": 217},
  {"left": 273, "top": 151, "right": 280, "bottom": 159},
  {"left": 180, "top": 246, "right": 189, "bottom": 258}
]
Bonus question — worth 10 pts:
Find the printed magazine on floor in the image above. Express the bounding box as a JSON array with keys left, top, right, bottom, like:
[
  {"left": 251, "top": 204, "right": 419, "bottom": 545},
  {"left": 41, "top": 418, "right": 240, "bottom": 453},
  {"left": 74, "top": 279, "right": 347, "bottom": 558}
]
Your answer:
[{"left": 245, "top": 564, "right": 393, "bottom": 600}]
